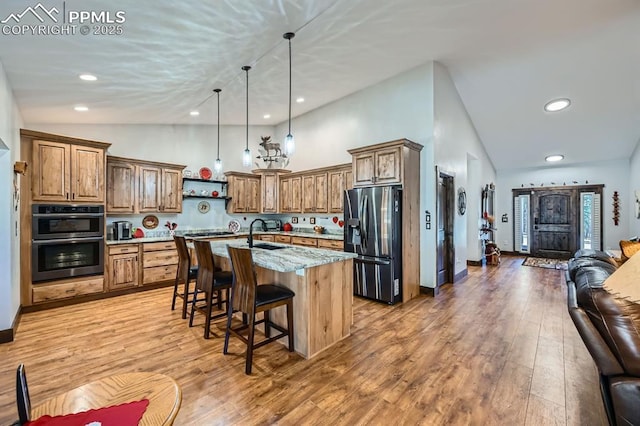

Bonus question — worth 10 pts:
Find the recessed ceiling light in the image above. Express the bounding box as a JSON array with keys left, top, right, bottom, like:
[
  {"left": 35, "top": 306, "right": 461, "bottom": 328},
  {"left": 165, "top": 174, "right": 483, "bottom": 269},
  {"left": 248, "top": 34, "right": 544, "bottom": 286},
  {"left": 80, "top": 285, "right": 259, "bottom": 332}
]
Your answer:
[
  {"left": 263, "top": 114, "right": 271, "bottom": 119},
  {"left": 544, "top": 98, "right": 571, "bottom": 112},
  {"left": 545, "top": 154, "right": 564, "bottom": 162},
  {"left": 296, "top": 97, "right": 304, "bottom": 103},
  {"left": 74, "top": 105, "right": 89, "bottom": 112},
  {"left": 190, "top": 111, "right": 200, "bottom": 116},
  {"left": 79, "top": 74, "right": 97, "bottom": 81}
]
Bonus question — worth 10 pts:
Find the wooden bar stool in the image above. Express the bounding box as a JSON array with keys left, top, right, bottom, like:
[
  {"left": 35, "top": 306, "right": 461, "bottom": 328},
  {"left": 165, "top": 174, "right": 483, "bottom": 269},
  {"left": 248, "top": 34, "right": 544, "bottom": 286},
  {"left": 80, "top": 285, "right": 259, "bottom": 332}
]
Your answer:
[
  {"left": 172, "top": 236, "right": 199, "bottom": 319},
  {"left": 224, "top": 246, "right": 295, "bottom": 374},
  {"left": 189, "top": 240, "right": 233, "bottom": 339}
]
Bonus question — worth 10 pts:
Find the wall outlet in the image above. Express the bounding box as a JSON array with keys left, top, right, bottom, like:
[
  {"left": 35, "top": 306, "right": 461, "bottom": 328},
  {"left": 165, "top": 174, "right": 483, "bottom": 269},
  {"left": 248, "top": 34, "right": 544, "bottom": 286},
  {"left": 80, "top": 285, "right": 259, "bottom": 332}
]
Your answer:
[{"left": 503, "top": 240, "right": 508, "bottom": 246}]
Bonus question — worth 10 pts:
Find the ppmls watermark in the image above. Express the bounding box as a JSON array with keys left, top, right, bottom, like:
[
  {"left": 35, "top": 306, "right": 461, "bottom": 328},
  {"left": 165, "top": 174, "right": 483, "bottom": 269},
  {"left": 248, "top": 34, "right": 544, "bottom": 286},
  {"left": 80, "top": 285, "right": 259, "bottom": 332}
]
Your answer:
[{"left": 1, "top": 2, "right": 126, "bottom": 36}]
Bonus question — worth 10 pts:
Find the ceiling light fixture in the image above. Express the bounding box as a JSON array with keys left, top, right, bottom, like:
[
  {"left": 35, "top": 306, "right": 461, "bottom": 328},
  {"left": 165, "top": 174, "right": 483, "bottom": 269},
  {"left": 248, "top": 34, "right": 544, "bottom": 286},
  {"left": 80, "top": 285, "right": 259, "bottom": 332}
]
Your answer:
[
  {"left": 545, "top": 154, "right": 564, "bottom": 162},
  {"left": 296, "top": 97, "right": 304, "bottom": 103},
  {"left": 213, "top": 88, "right": 222, "bottom": 174},
  {"left": 74, "top": 105, "right": 89, "bottom": 112},
  {"left": 190, "top": 111, "right": 200, "bottom": 116},
  {"left": 242, "top": 65, "right": 252, "bottom": 167},
  {"left": 79, "top": 74, "right": 97, "bottom": 81},
  {"left": 544, "top": 98, "right": 571, "bottom": 112},
  {"left": 283, "top": 32, "right": 296, "bottom": 157},
  {"left": 263, "top": 114, "right": 271, "bottom": 119}
]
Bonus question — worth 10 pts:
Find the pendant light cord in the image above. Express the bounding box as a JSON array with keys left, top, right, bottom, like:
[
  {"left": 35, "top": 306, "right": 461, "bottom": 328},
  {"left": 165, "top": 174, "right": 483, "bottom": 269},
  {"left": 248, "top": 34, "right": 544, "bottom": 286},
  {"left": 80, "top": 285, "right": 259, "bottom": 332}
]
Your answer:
[
  {"left": 215, "top": 89, "right": 220, "bottom": 159},
  {"left": 243, "top": 66, "right": 250, "bottom": 150},
  {"left": 288, "top": 36, "right": 292, "bottom": 135}
]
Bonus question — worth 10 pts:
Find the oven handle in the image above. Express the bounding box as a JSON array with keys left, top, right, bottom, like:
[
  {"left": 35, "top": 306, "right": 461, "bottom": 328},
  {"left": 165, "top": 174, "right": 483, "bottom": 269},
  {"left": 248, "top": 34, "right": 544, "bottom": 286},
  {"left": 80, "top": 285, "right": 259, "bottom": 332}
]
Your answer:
[
  {"left": 32, "top": 213, "right": 105, "bottom": 218},
  {"left": 32, "top": 236, "right": 104, "bottom": 245}
]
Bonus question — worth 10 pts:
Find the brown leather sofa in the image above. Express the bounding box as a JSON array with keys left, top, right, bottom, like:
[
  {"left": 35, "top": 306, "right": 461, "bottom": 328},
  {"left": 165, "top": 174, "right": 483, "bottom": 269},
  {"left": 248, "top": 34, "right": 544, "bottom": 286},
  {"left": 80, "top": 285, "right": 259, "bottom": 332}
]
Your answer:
[{"left": 565, "top": 249, "right": 640, "bottom": 425}]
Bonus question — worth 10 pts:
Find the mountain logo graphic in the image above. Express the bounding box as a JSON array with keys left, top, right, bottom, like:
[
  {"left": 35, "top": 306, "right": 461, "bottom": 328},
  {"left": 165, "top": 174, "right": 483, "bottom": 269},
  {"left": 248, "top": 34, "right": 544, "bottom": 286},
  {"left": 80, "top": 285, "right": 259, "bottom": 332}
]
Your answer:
[{"left": 1, "top": 3, "right": 59, "bottom": 24}]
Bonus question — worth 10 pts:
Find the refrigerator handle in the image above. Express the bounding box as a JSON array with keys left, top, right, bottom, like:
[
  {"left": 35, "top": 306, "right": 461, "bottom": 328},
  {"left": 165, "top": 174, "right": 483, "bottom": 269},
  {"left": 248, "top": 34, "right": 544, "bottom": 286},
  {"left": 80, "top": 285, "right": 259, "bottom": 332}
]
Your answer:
[{"left": 361, "top": 194, "right": 369, "bottom": 251}]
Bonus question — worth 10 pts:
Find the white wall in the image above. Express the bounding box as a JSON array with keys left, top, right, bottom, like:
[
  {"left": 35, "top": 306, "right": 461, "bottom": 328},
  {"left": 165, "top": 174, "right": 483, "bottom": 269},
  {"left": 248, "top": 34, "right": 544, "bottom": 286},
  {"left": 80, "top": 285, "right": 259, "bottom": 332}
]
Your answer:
[
  {"left": 629, "top": 140, "right": 640, "bottom": 236},
  {"left": 496, "top": 159, "right": 630, "bottom": 252},
  {"left": 0, "top": 61, "right": 24, "bottom": 331},
  {"left": 433, "top": 62, "right": 497, "bottom": 278},
  {"left": 273, "top": 62, "right": 436, "bottom": 287}
]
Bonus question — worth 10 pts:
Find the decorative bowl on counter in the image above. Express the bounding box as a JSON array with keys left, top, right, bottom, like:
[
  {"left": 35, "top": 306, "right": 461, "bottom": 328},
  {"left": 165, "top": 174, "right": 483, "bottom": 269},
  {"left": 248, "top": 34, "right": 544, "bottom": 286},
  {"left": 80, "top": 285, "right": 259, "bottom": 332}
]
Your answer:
[{"left": 313, "top": 225, "right": 325, "bottom": 234}]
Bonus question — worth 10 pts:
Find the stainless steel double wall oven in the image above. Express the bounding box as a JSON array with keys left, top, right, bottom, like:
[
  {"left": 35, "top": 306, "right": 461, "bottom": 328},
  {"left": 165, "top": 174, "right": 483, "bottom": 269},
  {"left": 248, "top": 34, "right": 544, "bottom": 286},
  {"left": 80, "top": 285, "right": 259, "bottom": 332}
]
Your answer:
[{"left": 31, "top": 204, "right": 105, "bottom": 282}]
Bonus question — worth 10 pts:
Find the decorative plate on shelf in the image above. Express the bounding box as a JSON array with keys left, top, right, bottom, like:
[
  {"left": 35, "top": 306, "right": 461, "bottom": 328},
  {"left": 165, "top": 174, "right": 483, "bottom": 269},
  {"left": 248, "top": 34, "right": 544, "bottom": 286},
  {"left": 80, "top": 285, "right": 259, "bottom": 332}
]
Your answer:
[
  {"left": 197, "top": 201, "right": 210, "bottom": 214},
  {"left": 142, "top": 215, "right": 159, "bottom": 229},
  {"left": 199, "top": 167, "right": 212, "bottom": 180},
  {"left": 228, "top": 219, "right": 241, "bottom": 233}
]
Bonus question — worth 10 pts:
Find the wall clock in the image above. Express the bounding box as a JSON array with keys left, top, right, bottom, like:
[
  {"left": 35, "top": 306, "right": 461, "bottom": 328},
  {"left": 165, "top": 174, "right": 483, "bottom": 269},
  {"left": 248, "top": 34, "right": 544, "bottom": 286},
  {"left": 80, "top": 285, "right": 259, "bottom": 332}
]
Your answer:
[
  {"left": 457, "top": 187, "right": 467, "bottom": 215},
  {"left": 197, "top": 201, "right": 210, "bottom": 214}
]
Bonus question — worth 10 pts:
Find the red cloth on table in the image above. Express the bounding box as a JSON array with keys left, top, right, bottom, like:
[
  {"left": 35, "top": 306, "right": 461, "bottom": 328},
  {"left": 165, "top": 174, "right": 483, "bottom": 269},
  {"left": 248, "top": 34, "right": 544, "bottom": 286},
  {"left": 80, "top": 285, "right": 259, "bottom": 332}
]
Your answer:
[{"left": 27, "top": 399, "right": 149, "bottom": 426}]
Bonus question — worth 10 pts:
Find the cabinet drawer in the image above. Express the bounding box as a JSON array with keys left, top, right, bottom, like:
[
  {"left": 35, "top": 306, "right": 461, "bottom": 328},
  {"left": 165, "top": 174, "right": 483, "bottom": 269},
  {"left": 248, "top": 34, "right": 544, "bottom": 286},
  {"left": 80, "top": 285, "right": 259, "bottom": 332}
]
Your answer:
[
  {"left": 143, "top": 250, "right": 178, "bottom": 268},
  {"left": 291, "top": 236, "right": 317, "bottom": 247},
  {"left": 108, "top": 244, "right": 139, "bottom": 255},
  {"left": 317, "top": 239, "right": 344, "bottom": 250},
  {"left": 259, "top": 235, "right": 275, "bottom": 242},
  {"left": 143, "top": 265, "right": 178, "bottom": 284},
  {"left": 274, "top": 235, "right": 292, "bottom": 243},
  {"left": 33, "top": 277, "right": 104, "bottom": 303},
  {"left": 143, "top": 241, "right": 176, "bottom": 251}
]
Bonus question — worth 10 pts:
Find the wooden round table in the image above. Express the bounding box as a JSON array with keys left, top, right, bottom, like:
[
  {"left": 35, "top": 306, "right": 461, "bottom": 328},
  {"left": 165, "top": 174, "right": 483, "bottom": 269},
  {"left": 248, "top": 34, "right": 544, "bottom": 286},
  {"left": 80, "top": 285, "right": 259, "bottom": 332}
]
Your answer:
[{"left": 31, "top": 372, "right": 182, "bottom": 425}]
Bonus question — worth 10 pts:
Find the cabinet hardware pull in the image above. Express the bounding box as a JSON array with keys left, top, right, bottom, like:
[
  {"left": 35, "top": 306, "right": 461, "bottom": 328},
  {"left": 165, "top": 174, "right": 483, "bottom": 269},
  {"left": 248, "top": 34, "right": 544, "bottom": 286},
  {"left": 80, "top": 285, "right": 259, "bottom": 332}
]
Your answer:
[{"left": 66, "top": 192, "right": 69, "bottom": 199}]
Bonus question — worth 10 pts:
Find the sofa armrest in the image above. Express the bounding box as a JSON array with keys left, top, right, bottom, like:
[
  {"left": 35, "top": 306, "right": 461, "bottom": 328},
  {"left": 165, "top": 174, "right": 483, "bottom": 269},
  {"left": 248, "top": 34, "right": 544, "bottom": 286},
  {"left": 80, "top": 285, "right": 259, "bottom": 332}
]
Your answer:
[
  {"left": 567, "top": 282, "right": 625, "bottom": 376},
  {"left": 610, "top": 377, "right": 640, "bottom": 425}
]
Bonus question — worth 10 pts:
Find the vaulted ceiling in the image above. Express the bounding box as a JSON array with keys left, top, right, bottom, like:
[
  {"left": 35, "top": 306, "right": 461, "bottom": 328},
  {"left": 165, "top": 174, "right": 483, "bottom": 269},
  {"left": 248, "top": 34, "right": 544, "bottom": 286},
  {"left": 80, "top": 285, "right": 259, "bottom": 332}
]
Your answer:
[{"left": 1, "top": 0, "right": 639, "bottom": 170}]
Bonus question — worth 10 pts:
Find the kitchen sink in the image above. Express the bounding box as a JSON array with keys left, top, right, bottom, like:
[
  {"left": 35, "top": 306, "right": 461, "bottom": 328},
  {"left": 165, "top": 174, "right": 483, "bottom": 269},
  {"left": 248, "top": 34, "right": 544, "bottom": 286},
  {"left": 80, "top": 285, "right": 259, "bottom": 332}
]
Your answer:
[{"left": 252, "top": 243, "right": 286, "bottom": 250}]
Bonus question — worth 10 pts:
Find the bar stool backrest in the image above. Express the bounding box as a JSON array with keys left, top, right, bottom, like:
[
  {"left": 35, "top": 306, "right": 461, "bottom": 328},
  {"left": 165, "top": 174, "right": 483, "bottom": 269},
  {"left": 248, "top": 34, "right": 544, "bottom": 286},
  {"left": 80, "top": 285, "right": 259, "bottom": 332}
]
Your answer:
[{"left": 227, "top": 246, "right": 258, "bottom": 315}]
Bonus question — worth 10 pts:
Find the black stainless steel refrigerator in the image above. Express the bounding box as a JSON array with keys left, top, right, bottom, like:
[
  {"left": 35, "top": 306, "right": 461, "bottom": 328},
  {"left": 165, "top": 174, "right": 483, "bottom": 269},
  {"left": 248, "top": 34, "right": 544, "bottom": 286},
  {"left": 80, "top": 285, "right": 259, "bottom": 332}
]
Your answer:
[{"left": 344, "top": 186, "right": 402, "bottom": 304}]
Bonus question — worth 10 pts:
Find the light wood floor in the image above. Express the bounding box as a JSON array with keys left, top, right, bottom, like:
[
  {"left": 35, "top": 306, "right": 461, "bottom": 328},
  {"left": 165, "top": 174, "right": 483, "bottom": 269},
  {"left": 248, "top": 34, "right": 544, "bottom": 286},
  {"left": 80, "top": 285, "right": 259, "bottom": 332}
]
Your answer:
[{"left": 0, "top": 256, "right": 606, "bottom": 425}]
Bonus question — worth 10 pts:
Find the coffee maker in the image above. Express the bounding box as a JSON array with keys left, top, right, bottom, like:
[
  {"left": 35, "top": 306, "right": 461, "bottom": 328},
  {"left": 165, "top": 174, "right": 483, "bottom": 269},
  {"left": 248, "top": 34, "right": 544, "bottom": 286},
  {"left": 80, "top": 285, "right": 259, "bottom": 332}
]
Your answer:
[{"left": 113, "top": 221, "right": 133, "bottom": 240}]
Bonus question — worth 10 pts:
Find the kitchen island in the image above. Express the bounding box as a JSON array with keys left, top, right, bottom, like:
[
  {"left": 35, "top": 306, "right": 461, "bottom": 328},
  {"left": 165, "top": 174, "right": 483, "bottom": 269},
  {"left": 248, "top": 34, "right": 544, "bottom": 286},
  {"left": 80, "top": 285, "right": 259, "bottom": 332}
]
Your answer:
[{"left": 207, "top": 239, "right": 356, "bottom": 359}]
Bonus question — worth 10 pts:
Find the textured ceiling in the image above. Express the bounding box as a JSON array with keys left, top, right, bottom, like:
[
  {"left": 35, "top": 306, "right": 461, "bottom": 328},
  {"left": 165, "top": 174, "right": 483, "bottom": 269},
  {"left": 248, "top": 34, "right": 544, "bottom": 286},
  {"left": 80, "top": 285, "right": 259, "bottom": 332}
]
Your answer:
[{"left": 0, "top": 0, "right": 639, "bottom": 170}]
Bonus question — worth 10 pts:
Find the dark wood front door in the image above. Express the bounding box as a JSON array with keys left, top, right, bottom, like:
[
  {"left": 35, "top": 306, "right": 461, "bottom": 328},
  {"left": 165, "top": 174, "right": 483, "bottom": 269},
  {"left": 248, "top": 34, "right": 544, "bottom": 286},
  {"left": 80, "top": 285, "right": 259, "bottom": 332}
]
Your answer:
[
  {"left": 437, "top": 172, "right": 454, "bottom": 286},
  {"left": 531, "top": 190, "right": 576, "bottom": 259}
]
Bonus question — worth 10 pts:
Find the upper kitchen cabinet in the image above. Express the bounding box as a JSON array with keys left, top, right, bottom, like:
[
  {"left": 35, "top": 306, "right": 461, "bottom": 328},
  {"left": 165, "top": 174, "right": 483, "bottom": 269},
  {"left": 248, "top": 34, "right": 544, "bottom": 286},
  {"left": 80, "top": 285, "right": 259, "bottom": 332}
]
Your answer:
[
  {"left": 328, "top": 164, "right": 352, "bottom": 213},
  {"left": 302, "top": 172, "right": 328, "bottom": 213},
  {"left": 30, "top": 137, "right": 108, "bottom": 203},
  {"left": 279, "top": 175, "right": 302, "bottom": 213},
  {"left": 225, "top": 172, "right": 261, "bottom": 213},
  {"left": 106, "top": 156, "right": 185, "bottom": 214},
  {"left": 254, "top": 169, "right": 291, "bottom": 214},
  {"left": 349, "top": 139, "right": 422, "bottom": 187}
]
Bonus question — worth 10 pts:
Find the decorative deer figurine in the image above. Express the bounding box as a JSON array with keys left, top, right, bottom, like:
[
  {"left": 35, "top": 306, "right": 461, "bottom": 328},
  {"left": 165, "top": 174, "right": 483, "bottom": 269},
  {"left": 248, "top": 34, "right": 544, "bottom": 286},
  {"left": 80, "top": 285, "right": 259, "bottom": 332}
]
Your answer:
[{"left": 259, "top": 136, "right": 282, "bottom": 157}]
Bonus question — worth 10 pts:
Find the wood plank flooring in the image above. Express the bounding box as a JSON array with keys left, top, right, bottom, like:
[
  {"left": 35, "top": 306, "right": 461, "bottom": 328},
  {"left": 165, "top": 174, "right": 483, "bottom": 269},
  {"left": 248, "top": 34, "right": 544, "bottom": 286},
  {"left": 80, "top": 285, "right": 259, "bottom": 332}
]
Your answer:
[{"left": 0, "top": 256, "right": 607, "bottom": 425}]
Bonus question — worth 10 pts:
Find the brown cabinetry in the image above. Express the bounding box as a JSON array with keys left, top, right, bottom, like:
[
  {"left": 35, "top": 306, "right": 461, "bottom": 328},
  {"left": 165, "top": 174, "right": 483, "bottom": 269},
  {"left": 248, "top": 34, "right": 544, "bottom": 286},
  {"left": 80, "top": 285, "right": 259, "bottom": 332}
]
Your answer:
[
  {"left": 290, "top": 236, "right": 318, "bottom": 247},
  {"left": 226, "top": 172, "right": 261, "bottom": 213},
  {"left": 32, "top": 139, "right": 105, "bottom": 202},
  {"left": 32, "top": 276, "right": 104, "bottom": 303},
  {"left": 106, "top": 244, "right": 139, "bottom": 290},
  {"left": 255, "top": 170, "right": 290, "bottom": 213},
  {"left": 274, "top": 235, "right": 292, "bottom": 244},
  {"left": 301, "top": 172, "right": 328, "bottom": 213},
  {"left": 106, "top": 156, "right": 185, "bottom": 214},
  {"left": 351, "top": 144, "right": 402, "bottom": 186},
  {"left": 328, "top": 165, "right": 353, "bottom": 213},
  {"left": 317, "top": 239, "right": 344, "bottom": 251},
  {"left": 279, "top": 175, "right": 302, "bottom": 213},
  {"left": 142, "top": 241, "right": 178, "bottom": 285}
]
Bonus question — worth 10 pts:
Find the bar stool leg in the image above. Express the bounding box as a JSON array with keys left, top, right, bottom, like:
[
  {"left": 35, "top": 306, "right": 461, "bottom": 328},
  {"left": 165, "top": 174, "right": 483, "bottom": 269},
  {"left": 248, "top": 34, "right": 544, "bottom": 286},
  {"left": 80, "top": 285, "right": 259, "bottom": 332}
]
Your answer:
[
  {"left": 264, "top": 310, "right": 271, "bottom": 338},
  {"left": 287, "top": 300, "right": 294, "bottom": 352},
  {"left": 189, "top": 288, "right": 199, "bottom": 328},
  {"left": 246, "top": 313, "right": 256, "bottom": 375},
  {"left": 181, "top": 279, "right": 190, "bottom": 320},
  {"left": 204, "top": 290, "right": 213, "bottom": 339},
  {"left": 171, "top": 274, "right": 179, "bottom": 311},
  {"left": 223, "top": 303, "right": 233, "bottom": 355}
]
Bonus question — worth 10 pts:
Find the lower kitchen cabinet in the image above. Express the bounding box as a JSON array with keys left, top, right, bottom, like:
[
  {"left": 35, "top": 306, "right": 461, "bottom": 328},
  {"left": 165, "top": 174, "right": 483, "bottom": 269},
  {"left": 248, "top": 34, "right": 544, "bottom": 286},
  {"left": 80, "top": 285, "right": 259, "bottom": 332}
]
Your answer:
[
  {"left": 291, "top": 236, "right": 318, "bottom": 247},
  {"left": 317, "top": 239, "right": 344, "bottom": 251},
  {"left": 106, "top": 244, "right": 139, "bottom": 290},
  {"left": 32, "top": 276, "right": 105, "bottom": 304},
  {"left": 142, "top": 241, "right": 178, "bottom": 284},
  {"left": 274, "top": 235, "right": 292, "bottom": 244}
]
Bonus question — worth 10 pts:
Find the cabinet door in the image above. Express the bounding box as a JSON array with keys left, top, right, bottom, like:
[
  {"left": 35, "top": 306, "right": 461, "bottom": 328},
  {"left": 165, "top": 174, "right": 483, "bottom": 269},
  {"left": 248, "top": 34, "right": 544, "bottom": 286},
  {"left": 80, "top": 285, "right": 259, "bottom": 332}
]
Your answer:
[
  {"left": 345, "top": 169, "right": 353, "bottom": 191},
  {"left": 247, "top": 177, "right": 261, "bottom": 213},
  {"left": 279, "top": 178, "right": 291, "bottom": 212},
  {"left": 108, "top": 252, "right": 139, "bottom": 290},
  {"left": 32, "top": 140, "right": 70, "bottom": 201},
  {"left": 374, "top": 146, "right": 402, "bottom": 185},
  {"left": 139, "top": 166, "right": 162, "bottom": 212},
  {"left": 262, "top": 173, "right": 278, "bottom": 213},
  {"left": 290, "top": 176, "right": 302, "bottom": 213},
  {"left": 302, "top": 174, "right": 315, "bottom": 212},
  {"left": 315, "top": 173, "right": 328, "bottom": 213},
  {"left": 71, "top": 145, "right": 104, "bottom": 202},
  {"left": 161, "top": 168, "right": 182, "bottom": 213},
  {"left": 353, "top": 152, "right": 375, "bottom": 186},
  {"left": 106, "top": 161, "right": 136, "bottom": 213},
  {"left": 328, "top": 170, "right": 344, "bottom": 213},
  {"left": 230, "top": 177, "right": 247, "bottom": 212}
]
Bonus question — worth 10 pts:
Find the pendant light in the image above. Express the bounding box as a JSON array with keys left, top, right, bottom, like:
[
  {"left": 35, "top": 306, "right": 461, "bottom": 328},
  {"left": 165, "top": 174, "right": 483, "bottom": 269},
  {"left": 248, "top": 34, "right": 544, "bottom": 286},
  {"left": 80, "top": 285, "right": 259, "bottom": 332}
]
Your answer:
[
  {"left": 213, "top": 88, "right": 222, "bottom": 173},
  {"left": 242, "top": 65, "right": 252, "bottom": 167},
  {"left": 283, "top": 32, "right": 295, "bottom": 157}
]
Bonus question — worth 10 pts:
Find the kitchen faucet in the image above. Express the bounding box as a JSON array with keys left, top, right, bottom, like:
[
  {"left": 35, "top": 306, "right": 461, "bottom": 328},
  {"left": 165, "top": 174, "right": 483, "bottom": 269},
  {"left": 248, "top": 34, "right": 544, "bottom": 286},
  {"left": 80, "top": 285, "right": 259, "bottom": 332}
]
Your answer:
[{"left": 247, "top": 218, "right": 267, "bottom": 248}]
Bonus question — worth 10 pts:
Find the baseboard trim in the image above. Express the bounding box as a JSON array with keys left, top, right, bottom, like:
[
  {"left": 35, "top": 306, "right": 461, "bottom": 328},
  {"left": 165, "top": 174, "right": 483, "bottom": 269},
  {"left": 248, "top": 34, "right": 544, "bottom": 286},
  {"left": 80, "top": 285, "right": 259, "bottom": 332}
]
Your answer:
[
  {"left": 454, "top": 268, "right": 468, "bottom": 282},
  {"left": 0, "top": 306, "right": 22, "bottom": 344},
  {"left": 467, "top": 260, "right": 483, "bottom": 266},
  {"left": 420, "top": 286, "right": 439, "bottom": 297}
]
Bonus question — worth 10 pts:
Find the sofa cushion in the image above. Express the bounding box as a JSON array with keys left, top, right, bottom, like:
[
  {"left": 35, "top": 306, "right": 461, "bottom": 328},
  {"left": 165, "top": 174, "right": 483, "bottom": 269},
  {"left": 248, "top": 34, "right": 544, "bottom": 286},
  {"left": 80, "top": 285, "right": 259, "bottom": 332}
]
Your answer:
[
  {"left": 574, "top": 249, "right": 619, "bottom": 267},
  {"left": 568, "top": 257, "right": 618, "bottom": 283},
  {"left": 620, "top": 240, "right": 640, "bottom": 263}
]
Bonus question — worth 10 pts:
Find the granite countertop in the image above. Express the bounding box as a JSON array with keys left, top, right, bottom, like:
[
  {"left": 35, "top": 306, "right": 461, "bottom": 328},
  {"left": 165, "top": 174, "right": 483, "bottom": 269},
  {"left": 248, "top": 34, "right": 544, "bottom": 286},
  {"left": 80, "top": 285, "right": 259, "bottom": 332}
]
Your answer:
[
  {"left": 106, "top": 229, "right": 344, "bottom": 245},
  {"left": 207, "top": 239, "right": 357, "bottom": 273}
]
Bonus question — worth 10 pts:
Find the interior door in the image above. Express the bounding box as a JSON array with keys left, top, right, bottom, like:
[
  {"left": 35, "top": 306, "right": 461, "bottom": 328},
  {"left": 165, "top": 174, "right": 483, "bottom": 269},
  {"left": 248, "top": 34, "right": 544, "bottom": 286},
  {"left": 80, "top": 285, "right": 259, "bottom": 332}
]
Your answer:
[
  {"left": 531, "top": 189, "right": 577, "bottom": 259},
  {"left": 437, "top": 172, "right": 454, "bottom": 286}
]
